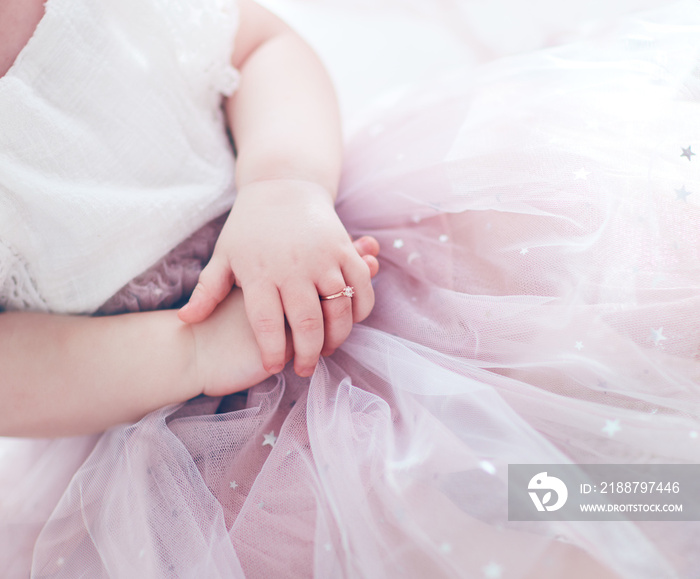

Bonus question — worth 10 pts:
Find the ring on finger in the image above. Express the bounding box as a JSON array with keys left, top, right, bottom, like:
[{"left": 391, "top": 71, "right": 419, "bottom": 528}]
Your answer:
[{"left": 319, "top": 285, "right": 354, "bottom": 301}]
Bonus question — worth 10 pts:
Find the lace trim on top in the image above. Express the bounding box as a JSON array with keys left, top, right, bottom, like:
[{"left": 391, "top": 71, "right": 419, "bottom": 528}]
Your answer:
[{"left": 0, "top": 239, "right": 49, "bottom": 312}]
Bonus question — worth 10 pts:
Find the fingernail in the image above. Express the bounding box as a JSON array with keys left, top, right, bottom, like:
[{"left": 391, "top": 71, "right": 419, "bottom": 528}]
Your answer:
[{"left": 267, "top": 364, "right": 284, "bottom": 374}]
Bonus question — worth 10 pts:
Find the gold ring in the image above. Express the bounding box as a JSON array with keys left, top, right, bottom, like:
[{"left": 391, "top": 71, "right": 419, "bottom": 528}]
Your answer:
[{"left": 320, "top": 286, "right": 354, "bottom": 300}]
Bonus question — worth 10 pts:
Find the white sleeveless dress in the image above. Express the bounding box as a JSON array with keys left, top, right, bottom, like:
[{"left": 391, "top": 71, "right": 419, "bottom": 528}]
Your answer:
[
  {"left": 0, "top": 0, "right": 239, "bottom": 314},
  {"left": 1, "top": 1, "right": 700, "bottom": 578}
]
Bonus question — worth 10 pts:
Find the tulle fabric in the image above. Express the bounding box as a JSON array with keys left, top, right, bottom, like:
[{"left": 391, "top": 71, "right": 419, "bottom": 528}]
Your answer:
[{"left": 2, "top": 1, "right": 700, "bottom": 578}]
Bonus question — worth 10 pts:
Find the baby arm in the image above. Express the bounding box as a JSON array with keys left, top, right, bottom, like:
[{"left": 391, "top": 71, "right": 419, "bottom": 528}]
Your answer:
[
  {"left": 0, "top": 309, "right": 198, "bottom": 437},
  {"left": 178, "top": 0, "right": 377, "bottom": 378},
  {"left": 0, "top": 284, "right": 298, "bottom": 437}
]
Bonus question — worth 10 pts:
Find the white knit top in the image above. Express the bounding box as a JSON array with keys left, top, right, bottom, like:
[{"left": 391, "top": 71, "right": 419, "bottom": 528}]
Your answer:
[{"left": 0, "top": 0, "right": 240, "bottom": 313}]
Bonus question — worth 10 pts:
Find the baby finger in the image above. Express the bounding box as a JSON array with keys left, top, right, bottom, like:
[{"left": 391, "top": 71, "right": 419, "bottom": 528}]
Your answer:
[
  {"left": 281, "top": 284, "right": 325, "bottom": 377},
  {"left": 319, "top": 278, "right": 354, "bottom": 356},
  {"left": 342, "top": 256, "right": 375, "bottom": 324},
  {"left": 243, "top": 283, "right": 287, "bottom": 374}
]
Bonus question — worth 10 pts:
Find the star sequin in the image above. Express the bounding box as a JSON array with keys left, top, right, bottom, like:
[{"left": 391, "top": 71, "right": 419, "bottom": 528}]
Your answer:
[
  {"left": 262, "top": 431, "right": 277, "bottom": 448},
  {"left": 675, "top": 185, "right": 692, "bottom": 202},
  {"left": 439, "top": 543, "right": 453, "bottom": 554},
  {"left": 575, "top": 341, "right": 584, "bottom": 351},
  {"left": 520, "top": 248, "right": 529, "bottom": 255},
  {"left": 408, "top": 251, "right": 421, "bottom": 264},
  {"left": 681, "top": 146, "right": 695, "bottom": 161},
  {"left": 230, "top": 481, "right": 238, "bottom": 490},
  {"left": 393, "top": 239, "right": 405, "bottom": 249},
  {"left": 439, "top": 234, "right": 449, "bottom": 243},
  {"left": 574, "top": 168, "right": 591, "bottom": 180},
  {"left": 482, "top": 562, "right": 503, "bottom": 578},
  {"left": 602, "top": 419, "right": 622, "bottom": 437},
  {"left": 690, "top": 431, "right": 698, "bottom": 439},
  {"left": 650, "top": 327, "right": 667, "bottom": 346}
]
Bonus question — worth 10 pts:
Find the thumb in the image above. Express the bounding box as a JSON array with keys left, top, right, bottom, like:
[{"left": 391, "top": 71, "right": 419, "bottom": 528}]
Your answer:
[{"left": 178, "top": 254, "right": 235, "bottom": 323}]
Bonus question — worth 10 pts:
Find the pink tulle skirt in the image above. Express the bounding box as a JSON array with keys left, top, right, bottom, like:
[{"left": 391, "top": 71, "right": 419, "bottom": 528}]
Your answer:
[{"left": 2, "top": 2, "right": 700, "bottom": 577}]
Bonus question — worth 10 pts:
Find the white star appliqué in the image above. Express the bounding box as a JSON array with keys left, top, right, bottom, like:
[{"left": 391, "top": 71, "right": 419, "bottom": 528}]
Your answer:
[
  {"left": 650, "top": 327, "right": 667, "bottom": 346},
  {"left": 681, "top": 146, "right": 696, "bottom": 161},
  {"left": 575, "top": 341, "right": 584, "bottom": 351},
  {"left": 602, "top": 419, "right": 622, "bottom": 437},
  {"left": 520, "top": 248, "right": 529, "bottom": 255},
  {"left": 675, "top": 186, "right": 692, "bottom": 202},
  {"left": 574, "top": 168, "right": 591, "bottom": 180},
  {"left": 393, "top": 239, "right": 405, "bottom": 249},
  {"left": 262, "top": 431, "right": 277, "bottom": 448},
  {"left": 230, "top": 481, "right": 238, "bottom": 490}
]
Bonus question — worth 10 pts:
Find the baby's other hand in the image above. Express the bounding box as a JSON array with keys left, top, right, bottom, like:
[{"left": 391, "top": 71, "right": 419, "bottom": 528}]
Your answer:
[
  {"left": 179, "top": 183, "right": 380, "bottom": 378},
  {"left": 179, "top": 235, "right": 379, "bottom": 325}
]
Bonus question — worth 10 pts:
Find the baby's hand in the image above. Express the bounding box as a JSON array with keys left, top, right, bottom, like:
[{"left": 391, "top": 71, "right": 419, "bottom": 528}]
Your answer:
[{"left": 178, "top": 179, "right": 379, "bottom": 377}]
